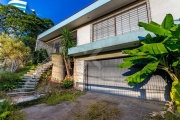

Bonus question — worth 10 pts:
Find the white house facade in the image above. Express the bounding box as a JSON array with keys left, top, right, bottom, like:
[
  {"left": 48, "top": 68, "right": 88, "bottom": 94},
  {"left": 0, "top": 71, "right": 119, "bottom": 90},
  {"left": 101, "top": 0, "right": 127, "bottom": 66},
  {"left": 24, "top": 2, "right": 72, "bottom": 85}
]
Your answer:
[{"left": 36, "top": 0, "right": 180, "bottom": 101}]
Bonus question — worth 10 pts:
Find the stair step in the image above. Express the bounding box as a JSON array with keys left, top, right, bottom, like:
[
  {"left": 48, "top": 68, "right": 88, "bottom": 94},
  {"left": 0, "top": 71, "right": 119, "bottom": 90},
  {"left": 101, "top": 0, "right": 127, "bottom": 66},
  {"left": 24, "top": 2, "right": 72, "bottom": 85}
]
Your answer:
[
  {"left": 7, "top": 61, "right": 52, "bottom": 97},
  {"left": 7, "top": 91, "right": 35, "bottom": 96},
  {"left": 22, "top": 85, "right": 36, "bottom": 88},
  {"left": 29, "top": 70, "right": 35, "bottom": 73},
  {"left": 24, "top": 82, "right": 37, "bottom": 85},
  {"left": 13, "top": 88, "right": 35, "bottom": 92}
]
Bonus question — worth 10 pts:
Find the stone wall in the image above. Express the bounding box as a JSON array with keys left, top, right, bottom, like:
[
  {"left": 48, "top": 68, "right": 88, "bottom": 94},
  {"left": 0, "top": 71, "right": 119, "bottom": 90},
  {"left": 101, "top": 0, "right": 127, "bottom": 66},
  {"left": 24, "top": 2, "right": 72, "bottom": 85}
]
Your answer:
[
  {"left": 36, "top": 40, "right": 55, "bottom": 55},
  {"left": 73, "top": 60, "right": 85, "bottom": 91},
  {"left": 51, "top": 54, "right": 65, "bottom": 83}
]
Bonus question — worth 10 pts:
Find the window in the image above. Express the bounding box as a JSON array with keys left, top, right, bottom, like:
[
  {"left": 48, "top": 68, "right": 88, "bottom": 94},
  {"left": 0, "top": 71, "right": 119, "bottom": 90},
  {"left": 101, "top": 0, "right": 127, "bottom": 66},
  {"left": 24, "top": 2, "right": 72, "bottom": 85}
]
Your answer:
[
  {"left": 92, "top": 4, "right": 148, "bottom": 41},
  {"left": 54, "top": 41, "right": 60, "bottom": 53},
  {"left": 72, "top": 31, "right": 77, "bottom": 45}
]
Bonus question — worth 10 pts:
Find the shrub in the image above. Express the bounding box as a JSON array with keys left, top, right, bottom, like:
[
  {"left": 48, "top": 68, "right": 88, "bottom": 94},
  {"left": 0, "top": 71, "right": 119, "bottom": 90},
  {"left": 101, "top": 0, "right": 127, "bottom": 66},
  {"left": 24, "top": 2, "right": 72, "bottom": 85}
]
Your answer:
[
  {"left": 61, "top": 78, "right": 73, "bottom": 89},
  {"left": 32, "top": 48, "right": 49, "bottom": 65},
  {"left": 0, "top": 100, "right": 24, "bottom": 120},
  {"left": 0, "top": 72, "right": 21, "bottom": 91}
]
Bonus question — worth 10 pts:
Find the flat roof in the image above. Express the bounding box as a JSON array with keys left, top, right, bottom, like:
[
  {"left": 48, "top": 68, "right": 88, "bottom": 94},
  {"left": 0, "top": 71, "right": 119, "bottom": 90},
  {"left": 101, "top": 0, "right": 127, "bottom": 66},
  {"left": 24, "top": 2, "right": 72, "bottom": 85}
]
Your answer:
[{"left": 38, "top": 0, "right": 137, "bottom": 42}]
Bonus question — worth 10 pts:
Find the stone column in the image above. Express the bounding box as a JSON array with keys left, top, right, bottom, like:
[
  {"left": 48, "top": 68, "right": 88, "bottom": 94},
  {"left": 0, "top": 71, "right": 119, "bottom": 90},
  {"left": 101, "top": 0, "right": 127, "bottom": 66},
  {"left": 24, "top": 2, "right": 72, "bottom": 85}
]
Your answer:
[{"left": 51, "top": 54, "right": 65, "bottom": 83}]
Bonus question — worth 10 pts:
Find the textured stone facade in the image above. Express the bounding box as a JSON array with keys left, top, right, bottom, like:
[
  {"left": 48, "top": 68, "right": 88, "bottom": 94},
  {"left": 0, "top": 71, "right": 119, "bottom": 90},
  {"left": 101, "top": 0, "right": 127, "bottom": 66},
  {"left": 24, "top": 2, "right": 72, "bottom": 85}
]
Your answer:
[
  {"left": 51, "top": 54, "right": 65, "bottom": 83},
  {"left": 36, "top": 40, "right": 55, "bottom": 55},
  {"left": 73, "top": 60, "right": 85, "bottom": 91}
]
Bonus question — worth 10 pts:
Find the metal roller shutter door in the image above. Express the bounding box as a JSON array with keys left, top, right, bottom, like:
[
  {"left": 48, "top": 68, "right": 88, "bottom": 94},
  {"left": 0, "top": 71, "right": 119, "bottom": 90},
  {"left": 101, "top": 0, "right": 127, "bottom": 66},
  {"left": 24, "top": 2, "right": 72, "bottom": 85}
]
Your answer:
[{"left": 86, "top": 58, "right": 171, "bottom": 101}]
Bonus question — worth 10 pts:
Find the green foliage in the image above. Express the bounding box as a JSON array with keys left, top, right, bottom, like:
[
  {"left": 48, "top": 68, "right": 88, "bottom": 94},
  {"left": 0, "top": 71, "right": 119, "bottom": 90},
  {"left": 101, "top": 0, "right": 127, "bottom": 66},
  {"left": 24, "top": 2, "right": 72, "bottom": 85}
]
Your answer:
[
  {"left": 32, "top": 48, "right": 49, "bottom": 65},
  {"left": 61, "top": 28, "right": 75, "bottom": 58},
  {"left": 61, "top": 78, "right": 73, "bottom": 89},
  {"left": 0, "top": 101, "right": 13, "bottom": 120},
  {"left": 46, "top": 91, "right": 82, "bottom": 105},
  {"left": 0, "top": 72, "right": 21, "bottom": 91},
  {"left": 75, "top": 100, "right": 122, "bottom": 120},
  {"left": 171, "top": 81, "right": 180, "bottom": 112},
  {"left": 0, "top": 5, "right": 54, "bottom": 38},
  {"left": 17, "top": 96, "right": 46, "bottom": 109},
  {"left": 20, "top": 36, "right": 36, "bottom": 53},
  {"left": 0, "top": 64, "right": 38, "bottom": 92},
  {"left": 117, "top": 14, "right": 180, "bottom": 113},
  {"left": 17, "top": 91, "right": 83, "bottom": 107},
  {"left": 61, "top": 28, "right": 75, "bottom": 76},
  {"left": 152, "top": 112, "right": 180, "bottom": 120},
  {"left": 0, "top": 33, "right": 30, "bottom": 64},
  {"left": 0, "top": 100, "right": 23, "bottom": 120},
  {"left": 35, "top": 70, "right": 51, "bottom": 90}
]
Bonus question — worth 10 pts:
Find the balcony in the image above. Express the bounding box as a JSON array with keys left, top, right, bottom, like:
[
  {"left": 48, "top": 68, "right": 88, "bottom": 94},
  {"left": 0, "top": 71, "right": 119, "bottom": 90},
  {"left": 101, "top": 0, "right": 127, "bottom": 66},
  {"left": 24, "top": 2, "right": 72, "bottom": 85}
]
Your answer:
[
  {"left": 68, "top": 29, "right": 155, "bottom": 56},
  {"left": 68, "top": 3, "right": 151, "bottom": 57}
]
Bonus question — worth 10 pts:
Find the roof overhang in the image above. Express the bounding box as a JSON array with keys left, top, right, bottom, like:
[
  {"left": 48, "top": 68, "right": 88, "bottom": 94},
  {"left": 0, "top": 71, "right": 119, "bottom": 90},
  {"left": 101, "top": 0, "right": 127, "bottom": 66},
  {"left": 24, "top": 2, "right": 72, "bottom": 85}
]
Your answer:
[
  {"left": 38, "top": 0, "right": 138, "bottom": 42},
  {"left": 68, "top": 29, "right": 155, "bottom": 57}
]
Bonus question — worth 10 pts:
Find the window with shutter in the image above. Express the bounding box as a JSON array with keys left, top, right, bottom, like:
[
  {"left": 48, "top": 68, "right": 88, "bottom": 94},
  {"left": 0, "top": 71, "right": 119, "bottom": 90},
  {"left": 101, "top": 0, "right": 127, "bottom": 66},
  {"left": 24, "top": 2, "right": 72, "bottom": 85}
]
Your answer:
[{"left": 92, "top": 4, "right": 148, "bottom": 41}]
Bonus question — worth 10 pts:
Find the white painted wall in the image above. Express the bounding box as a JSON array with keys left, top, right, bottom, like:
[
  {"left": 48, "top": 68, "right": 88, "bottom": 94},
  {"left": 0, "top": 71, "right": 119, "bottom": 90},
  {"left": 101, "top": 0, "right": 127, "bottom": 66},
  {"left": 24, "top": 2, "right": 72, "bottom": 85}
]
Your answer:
[
  {"left": 77, "top": 25, "right": 91, "bottom": 46},
  {"left": 149, "top": 0, "right": 180, "bottom": 23},
  {"left": 73, "top": 60, "right": 85, "bottom": 91}
]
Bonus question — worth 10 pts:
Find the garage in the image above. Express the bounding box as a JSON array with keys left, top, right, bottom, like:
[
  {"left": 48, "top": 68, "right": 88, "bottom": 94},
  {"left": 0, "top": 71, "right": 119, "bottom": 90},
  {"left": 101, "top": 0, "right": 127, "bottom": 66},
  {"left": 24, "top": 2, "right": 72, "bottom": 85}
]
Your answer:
[{"left": 85, "top": 58, "right": 171, "bottom": 101}]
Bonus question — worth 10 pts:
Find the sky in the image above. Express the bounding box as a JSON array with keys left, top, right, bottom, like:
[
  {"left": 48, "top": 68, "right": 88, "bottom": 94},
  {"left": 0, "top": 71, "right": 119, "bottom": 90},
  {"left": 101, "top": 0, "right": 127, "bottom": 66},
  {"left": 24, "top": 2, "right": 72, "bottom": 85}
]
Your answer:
[{"left": 0, "top": 0, "right": 96, "bottom": 25}]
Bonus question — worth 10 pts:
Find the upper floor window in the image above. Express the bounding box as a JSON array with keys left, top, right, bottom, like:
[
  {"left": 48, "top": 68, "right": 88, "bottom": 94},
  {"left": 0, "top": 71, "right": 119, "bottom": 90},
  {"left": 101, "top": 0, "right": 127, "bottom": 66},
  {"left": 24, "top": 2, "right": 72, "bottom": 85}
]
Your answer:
[
  {"left": 54, "top": 41, "right": 60, "bottom": 53},
  {"left": 92, "top": 4, "right": 148, "bottom": 41}
]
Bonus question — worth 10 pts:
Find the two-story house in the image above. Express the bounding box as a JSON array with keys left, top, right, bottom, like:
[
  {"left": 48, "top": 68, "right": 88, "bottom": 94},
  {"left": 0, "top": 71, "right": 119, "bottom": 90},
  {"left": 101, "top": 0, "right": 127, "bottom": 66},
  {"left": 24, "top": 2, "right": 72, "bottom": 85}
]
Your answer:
[{"left": 36, "top": 0, "right": 180, "bottom": 101}]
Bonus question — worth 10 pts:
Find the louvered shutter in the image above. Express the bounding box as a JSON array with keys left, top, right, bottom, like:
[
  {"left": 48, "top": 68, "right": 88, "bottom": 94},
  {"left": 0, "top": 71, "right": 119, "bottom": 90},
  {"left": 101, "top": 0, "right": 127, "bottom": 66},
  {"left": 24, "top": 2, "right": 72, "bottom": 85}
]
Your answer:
[{"left": 93, "top": 4, "right": 148, "bottom": 41}]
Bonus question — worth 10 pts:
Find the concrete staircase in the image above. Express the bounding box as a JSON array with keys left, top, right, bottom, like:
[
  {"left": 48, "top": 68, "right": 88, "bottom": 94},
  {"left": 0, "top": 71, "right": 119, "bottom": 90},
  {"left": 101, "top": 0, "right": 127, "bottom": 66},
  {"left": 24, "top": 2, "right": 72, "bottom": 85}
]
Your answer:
[{"left": 7, "top": 61, "right": 53, "bottom": 97}]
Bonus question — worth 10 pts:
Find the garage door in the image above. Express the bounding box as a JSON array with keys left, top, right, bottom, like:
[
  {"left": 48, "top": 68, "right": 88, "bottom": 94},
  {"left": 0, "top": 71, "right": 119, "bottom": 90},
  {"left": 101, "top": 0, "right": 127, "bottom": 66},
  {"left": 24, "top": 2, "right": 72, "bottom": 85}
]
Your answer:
[{"left": 85, "top": 58, "right": 171, "bottom": 101}]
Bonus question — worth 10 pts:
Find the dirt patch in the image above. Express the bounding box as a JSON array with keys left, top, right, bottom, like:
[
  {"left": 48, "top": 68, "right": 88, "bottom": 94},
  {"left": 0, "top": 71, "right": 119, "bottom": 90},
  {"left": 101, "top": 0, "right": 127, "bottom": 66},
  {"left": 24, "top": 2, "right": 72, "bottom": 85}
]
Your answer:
[{"left": 74, "top": 100, "right": 123, "bottom": 120}]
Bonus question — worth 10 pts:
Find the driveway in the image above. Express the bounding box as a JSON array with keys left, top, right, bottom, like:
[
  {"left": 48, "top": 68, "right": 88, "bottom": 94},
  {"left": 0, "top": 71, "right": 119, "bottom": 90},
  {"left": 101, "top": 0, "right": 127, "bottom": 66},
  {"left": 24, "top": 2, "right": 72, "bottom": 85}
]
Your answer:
[{"left": 22, "top": 92, "right": 165, "bottom": 120}]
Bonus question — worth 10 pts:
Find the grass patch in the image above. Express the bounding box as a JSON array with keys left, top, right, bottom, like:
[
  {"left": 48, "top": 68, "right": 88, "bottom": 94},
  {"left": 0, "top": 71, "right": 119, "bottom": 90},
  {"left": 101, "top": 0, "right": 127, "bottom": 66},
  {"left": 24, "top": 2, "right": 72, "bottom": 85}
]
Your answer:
[
  {"left": 75, "top": 100, "right": 122, "bottom": 120},
  {"left": 17, "top": 96, "right": 46, "bottom": 109},
  {"left": 152, "top": 112, "right": 180, "bottom": 120},
  {"left": 15, "top": 64, "right": 39, "bottom": 78},
  {"left": 46, "top": 91, "right": 83, "bottom": 105},
  {"left": 0, "top": 91, "right": 6, "bottom": 99},
  {"left": 0, "top": 100, "right": 24, "bottom": 120},
  {"left": 0, "top": 64, "right": 39, "bottom": 92},
  {"left": 17, "top": 91, "right": 84, "bottom": 108}
]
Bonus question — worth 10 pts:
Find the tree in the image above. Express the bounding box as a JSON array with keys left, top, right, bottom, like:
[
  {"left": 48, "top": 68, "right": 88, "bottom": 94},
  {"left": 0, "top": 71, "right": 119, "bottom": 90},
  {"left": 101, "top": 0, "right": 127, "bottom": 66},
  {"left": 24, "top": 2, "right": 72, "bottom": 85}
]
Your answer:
[
  {"left": 0, "top": 5, "right": 54, "bottom": 38},
  {"left": 61, "top": 28, "right": 75, "bottom": 77},
  {"left": 0, "top": 5, "right": 25, "bottom": 38},
  {"left": 0, "top": 33, "right": 30, "bottom": 72},
  {"left": 20, "top": 36, "right": 36, "bottom": 53},
  {"left": 117, "top": 14, "right": 180, "bottom": 113}
]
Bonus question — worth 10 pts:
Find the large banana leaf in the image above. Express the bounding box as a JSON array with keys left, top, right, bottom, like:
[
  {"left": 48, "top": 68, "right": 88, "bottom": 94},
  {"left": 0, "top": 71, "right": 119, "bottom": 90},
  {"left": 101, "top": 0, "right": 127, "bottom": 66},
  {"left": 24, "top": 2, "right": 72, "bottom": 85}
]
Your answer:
[
  {"left": 150, "top": 21, "right": 160, "bottom": 27},
  {"left": 162, "top": 37, "right": 179, "bottom": 44},
  {"left": 171, "top": 25, "right": 180, "bottom": 39},
  {"left": 117, "top": 56, "right": 157, "bottom": 68},
  {"left": 138, "top": 22, "right": 172, "bottom": 37},
  {"left": 139, "top": 43, "right": 168, "bottom": 54},
  {"left": 165, "top": 44, "right": 180, "bottom": 52},
  {"left": 141, "top": 34, "right": 154, "bottom": 44},
  {"left": 161, "top": 14, "right": 174, "bottom": 30},
  {"left": 170, "top": 80, "right": 180, "bottom": 113},
  {"left": 125, "top": 61, "right": 159, "bottom": 86},
  {"left": 123, "top": 43, "right": 168, "bottom": 56},
  {"left": 123, "top": 49, "right": 147, "bottom": 56}
]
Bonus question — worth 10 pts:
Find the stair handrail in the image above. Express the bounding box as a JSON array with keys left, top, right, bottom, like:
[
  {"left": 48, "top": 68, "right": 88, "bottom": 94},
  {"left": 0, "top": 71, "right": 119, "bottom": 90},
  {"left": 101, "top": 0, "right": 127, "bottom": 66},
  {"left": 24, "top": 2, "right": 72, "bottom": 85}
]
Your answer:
[{"left": 34, "top": 55, "right": 52, "bottom": 84}]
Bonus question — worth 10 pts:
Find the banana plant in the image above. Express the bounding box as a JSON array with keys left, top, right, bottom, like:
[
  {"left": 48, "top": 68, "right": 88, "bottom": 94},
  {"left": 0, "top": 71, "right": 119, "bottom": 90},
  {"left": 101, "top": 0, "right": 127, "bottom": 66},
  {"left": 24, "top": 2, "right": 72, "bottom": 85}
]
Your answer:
[{"left": 117, "top": 14, "right": 180, "bottom": 113}]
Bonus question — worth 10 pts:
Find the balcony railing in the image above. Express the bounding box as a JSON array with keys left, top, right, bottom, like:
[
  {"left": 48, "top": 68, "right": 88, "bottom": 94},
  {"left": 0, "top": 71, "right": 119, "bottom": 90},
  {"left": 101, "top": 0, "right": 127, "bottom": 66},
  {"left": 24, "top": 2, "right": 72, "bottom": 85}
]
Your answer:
[{"left": 92, "top": 3, "right": 149, "bottom": 41}]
